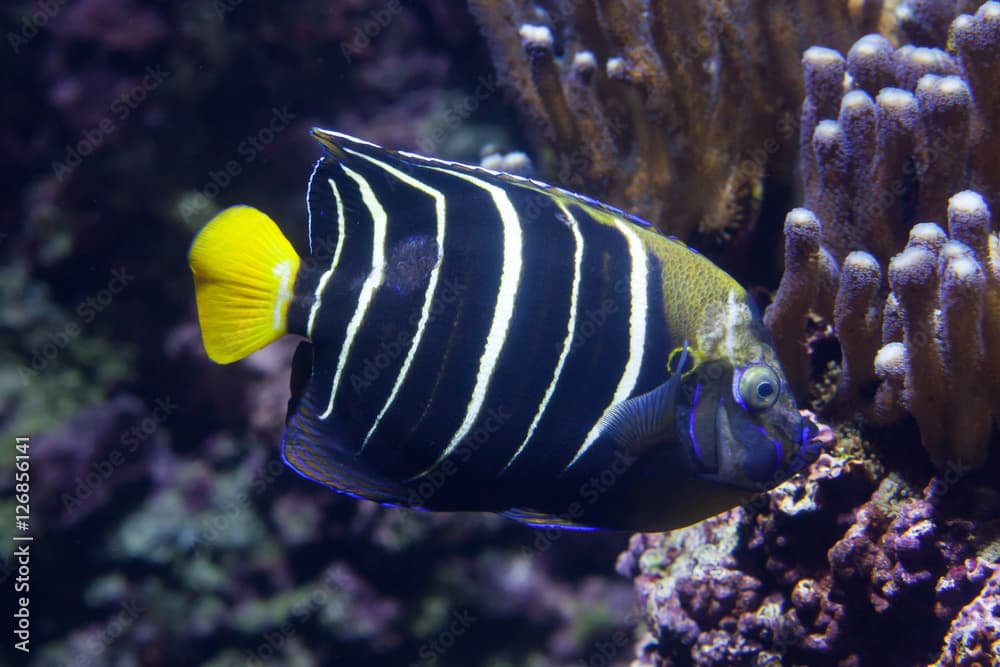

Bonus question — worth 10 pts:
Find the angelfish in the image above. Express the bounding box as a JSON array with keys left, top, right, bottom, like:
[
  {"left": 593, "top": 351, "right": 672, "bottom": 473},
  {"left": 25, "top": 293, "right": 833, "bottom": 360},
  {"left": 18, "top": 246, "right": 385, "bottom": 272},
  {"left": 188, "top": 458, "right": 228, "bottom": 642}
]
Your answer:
[{"left": 188, "top": 129, "right": 824, "bottom": 531}]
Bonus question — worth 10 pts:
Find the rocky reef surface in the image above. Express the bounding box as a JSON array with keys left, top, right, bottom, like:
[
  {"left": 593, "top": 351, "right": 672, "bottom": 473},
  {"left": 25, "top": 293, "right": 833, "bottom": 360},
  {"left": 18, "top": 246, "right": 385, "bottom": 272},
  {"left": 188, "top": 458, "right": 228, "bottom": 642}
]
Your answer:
[{"left": 617, "top": 436, "right": 1000, "bottom": 666}]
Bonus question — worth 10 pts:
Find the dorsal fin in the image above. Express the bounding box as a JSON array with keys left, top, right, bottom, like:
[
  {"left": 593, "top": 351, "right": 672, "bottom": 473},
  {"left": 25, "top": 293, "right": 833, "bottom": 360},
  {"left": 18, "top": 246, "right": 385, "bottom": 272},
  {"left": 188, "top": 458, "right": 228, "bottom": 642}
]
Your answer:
[{"left": 310, "top": 128, "right": 657, "bottom": 232}]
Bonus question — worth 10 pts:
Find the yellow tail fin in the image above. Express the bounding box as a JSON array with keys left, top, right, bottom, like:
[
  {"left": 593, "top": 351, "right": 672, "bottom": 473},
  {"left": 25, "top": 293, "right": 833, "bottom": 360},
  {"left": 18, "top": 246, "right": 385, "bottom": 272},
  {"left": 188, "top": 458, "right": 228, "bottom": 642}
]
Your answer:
[{"left": 188, "top": 206, "right": 300, "bottom": 364}]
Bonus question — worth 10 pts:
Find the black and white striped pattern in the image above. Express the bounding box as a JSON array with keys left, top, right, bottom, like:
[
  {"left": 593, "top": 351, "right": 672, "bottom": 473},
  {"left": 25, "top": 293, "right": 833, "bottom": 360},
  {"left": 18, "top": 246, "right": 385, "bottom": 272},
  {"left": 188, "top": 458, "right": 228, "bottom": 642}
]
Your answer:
[{"left": 284, "top": 130, "right": 682, "bottom": 509}]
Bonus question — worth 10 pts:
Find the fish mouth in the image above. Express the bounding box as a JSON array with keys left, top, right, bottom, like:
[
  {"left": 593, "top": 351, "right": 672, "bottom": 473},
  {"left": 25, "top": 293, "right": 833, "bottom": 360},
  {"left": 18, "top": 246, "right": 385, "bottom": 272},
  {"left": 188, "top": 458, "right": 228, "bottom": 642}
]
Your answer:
[
  {"left": 686, "top": 386, "right": 836, "bottom": 489},
  {"left": 788, "top": 409, "right": 834, "bottom": 473},
  {"left": 719, "top": 406, "right": 834, "bottom": 487}
]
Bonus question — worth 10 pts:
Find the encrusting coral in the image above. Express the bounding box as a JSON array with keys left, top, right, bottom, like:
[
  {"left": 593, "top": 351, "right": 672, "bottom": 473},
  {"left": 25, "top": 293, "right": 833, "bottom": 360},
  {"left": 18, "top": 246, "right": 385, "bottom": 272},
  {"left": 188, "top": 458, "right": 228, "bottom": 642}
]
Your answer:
[
  {"left": 617, "top": 440, "right": 1000, "bottom": 666},
  {"left": 931, "top": 563, "right": 1000, "bottom": 667},
  {"left": 467, "top": 0, "right": 889, "bottom": 245},
  {"left": 765, "top": 2, "right": 1000, "bottom": 470}
]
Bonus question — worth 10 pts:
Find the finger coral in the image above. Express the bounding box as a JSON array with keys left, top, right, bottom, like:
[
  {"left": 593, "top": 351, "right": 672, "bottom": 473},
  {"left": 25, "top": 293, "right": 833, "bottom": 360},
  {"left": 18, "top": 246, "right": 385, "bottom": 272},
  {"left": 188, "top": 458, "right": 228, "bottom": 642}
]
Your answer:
[
  {"left": 467, "top": 0, "right": 888, "bottom": 244},
  {"left": 765, "top": 2, "right": 1000, "bottom": 470}
]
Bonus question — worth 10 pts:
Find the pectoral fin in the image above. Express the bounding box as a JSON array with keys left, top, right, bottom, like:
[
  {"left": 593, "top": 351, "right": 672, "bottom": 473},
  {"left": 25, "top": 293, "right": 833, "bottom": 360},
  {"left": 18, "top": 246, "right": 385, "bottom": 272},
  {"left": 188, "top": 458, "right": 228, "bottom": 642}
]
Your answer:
[{"left": 595, "top": 345, "right": 689, "bottom": 455}]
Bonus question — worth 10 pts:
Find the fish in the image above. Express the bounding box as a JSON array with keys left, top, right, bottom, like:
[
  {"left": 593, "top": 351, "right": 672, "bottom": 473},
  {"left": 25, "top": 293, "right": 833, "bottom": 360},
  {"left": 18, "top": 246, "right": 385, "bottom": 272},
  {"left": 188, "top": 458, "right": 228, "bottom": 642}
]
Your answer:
[{"left": 188, "top": 128, "right": 825, "bottom": 532}]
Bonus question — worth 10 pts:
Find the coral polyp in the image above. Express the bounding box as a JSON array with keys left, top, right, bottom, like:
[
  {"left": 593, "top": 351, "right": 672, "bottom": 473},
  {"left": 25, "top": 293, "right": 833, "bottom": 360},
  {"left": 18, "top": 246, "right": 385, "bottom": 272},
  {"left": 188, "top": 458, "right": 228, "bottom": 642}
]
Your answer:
[
  {"left": 468, "top": 0, "right": 887, "bottom": 244},
  {"left": 767, "top": 3, "right": 1000, "bottom": 470}
]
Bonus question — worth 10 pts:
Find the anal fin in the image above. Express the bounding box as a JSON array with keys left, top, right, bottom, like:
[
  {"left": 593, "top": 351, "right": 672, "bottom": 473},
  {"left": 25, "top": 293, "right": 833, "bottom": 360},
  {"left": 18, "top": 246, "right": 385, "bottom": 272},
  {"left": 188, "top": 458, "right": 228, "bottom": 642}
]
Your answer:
[
  {"left": 500, "top": 507, "right": 601, "bottom": 531},
  {"left": 282, "top": 349, "right": 407, "bottom": 506}
]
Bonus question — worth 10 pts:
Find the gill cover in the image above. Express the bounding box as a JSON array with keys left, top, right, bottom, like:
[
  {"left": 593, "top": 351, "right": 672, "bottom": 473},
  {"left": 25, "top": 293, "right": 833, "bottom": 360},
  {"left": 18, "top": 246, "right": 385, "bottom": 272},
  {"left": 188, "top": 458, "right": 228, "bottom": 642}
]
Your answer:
[
  {"left": 595, "top": 345, "right": 691, "bottom": 455},
  {"left": 676, "top": 359, "right": 812, "bottom": 489}
]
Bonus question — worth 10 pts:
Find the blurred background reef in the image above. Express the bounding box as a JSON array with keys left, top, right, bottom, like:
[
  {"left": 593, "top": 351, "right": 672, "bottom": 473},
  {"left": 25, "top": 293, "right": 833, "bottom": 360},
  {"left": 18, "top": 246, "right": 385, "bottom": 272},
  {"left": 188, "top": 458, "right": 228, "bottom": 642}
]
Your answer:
[{"left": 2, "top": 1, "right": 999, "bottom": 666}]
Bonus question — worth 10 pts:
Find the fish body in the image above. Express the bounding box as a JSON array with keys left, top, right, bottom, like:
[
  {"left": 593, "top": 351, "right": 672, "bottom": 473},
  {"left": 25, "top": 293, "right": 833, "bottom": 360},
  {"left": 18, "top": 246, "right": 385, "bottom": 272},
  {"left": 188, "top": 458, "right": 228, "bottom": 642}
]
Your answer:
[{"left": 189, "top": 129, "right": 821, "bottom": 531}]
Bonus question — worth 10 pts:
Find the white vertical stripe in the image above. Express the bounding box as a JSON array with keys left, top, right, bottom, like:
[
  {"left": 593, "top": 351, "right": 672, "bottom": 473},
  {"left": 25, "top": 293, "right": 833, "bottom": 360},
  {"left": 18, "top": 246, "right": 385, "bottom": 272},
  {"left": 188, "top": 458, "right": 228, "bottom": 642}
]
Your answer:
[
  {"left": 305, "top": 157, "right": 322, "bottom": 254},
  {"left": 272, "top": 260, "right": 294, "bottom": 330},
  {"left": 319, "top": 165, "right": 388, "bottom": 420},
  {"left": 565, "top": 218, "right": 648, "bottom": 469},
  {"left": 502, "top": 201, "right": 583, "bottom": 472},
  {"left": 306, "top": 178, "right": 347, "bottom": 337},
  {"left": 347, "top": 149, "right": 447, "bottom": 451},
  {"left": 416, "top": 166, "right": 523, "bottom": 473}
]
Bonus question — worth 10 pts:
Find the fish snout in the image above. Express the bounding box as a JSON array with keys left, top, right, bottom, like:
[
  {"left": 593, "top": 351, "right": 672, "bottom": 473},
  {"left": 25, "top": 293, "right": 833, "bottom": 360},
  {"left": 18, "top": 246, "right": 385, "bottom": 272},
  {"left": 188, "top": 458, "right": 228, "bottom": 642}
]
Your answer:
[{"left": 788, "top": 409, "right": 834, "bottom": 473}]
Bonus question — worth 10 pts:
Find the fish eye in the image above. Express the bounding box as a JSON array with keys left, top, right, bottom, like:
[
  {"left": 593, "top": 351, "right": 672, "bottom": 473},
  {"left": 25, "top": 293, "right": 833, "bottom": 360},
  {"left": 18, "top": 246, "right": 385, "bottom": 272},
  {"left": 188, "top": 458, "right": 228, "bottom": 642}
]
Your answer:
[{"left": 737, "top": 365, "right": 780, "bottom": 411}]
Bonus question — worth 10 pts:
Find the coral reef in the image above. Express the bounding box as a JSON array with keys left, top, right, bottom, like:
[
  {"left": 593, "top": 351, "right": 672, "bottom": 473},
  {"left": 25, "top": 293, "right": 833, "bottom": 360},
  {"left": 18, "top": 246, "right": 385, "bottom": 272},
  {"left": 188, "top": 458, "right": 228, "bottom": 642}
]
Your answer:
[
  {"left": 764, "top": 2, "right": 1000, "bottom": 470},
  {"left": 616, "top": 3, "right": 1000, "bottom": 667},
  {"left": 7, "top": 0, "right": 1000, "bottom": 666},
  {"left": 932, "top": 564, "right": 1000, "bottom": 667},
  {"left": 468, "top": 0, "right": 889, "bottom": 248},
  {"left": 618, "top": 440, "right": 1000, "bottom": 666}
]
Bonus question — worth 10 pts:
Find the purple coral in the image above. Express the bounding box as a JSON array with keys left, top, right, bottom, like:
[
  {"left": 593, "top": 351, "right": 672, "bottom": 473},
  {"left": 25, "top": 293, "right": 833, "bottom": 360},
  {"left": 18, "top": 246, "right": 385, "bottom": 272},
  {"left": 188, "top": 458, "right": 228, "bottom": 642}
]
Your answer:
[
  {"left": 622, "top": 455, "right": 996, "bottom": 666},
  {"left": 931, "top": 563, "right": 1000, "bottom": 666},
  {"left": 32, "top": 395, "right": 158, "bottom": 531}
]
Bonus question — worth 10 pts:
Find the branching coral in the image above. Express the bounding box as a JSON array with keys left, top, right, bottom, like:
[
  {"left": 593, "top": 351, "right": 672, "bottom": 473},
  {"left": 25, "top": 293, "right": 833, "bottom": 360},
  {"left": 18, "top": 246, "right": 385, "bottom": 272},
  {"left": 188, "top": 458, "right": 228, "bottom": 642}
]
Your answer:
[
  {"left": 765, "top": 2, "right": 1000, "bottom": 469},
  {"left": 468, "top": 0, "right": 888, "bottom": 244}
]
